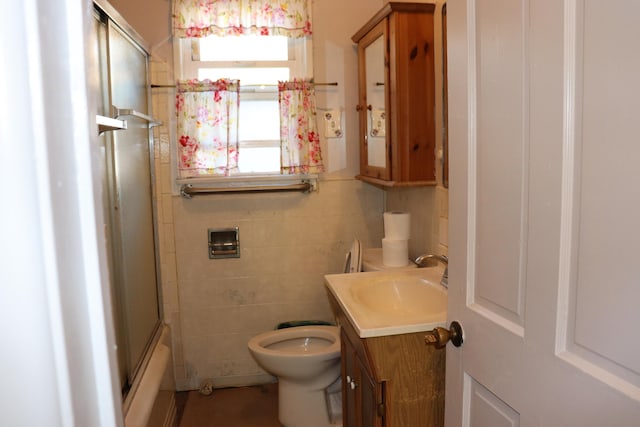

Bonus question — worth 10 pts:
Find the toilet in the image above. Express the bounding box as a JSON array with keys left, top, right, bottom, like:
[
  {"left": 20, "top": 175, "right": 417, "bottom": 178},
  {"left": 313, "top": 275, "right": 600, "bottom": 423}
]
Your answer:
[
  {"left": 361, "top": 247, "right": 417, "bottom": 272},
  {"left": 248, "top": 325, "right": 341, "bottom": 427},
  {"left": 348, "top": 238, "right": 417, "bottom": 272},
  {"left": 247, "top": 241, "right": 415, "bottom": 427}
]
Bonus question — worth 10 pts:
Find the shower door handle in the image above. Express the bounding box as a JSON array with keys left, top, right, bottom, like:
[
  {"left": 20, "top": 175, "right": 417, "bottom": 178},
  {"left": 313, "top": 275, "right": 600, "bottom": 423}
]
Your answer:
[
  {"left": 96, "top": 114, "right": 127, "bottom": 134},
  {"left": 111, "top": 105, "right": 162, "bottom": 127}
]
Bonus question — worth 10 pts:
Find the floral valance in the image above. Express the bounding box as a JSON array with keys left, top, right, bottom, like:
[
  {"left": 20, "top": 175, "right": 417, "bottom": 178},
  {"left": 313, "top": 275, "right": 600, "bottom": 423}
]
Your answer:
[{"left": 173, "top": 0, "right": 313, "bottom": 38}]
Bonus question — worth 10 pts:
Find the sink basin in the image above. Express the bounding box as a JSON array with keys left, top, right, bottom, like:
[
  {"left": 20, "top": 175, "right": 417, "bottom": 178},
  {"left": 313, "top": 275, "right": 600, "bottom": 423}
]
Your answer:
[
  {"left": 325, "top": 267, "right": 447, "bottom": 338},
  {"left": 351, "top": 276, "right": 446, "bottom": 315}
]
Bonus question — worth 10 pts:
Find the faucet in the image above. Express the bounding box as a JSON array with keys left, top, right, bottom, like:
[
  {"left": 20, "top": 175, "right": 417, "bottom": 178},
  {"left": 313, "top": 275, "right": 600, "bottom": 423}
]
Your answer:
[{"left": 414, "top": 254, "right": 448, "bottom": 288}]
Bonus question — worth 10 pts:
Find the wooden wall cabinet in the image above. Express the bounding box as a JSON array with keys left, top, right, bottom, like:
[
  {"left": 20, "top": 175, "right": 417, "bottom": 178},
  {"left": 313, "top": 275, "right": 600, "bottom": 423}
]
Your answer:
[
  {"left": 328, "top": 292, "right": 445, "bottom": 426},
  {"left": 353, "top": 2, "right": 437, "bottom": 188}
]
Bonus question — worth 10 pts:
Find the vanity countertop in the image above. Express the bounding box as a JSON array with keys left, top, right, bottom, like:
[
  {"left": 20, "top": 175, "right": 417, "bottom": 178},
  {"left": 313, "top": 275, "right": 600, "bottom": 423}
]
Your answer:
[{"left": 324, "top": 267, "right": 447, "bottom": 338}]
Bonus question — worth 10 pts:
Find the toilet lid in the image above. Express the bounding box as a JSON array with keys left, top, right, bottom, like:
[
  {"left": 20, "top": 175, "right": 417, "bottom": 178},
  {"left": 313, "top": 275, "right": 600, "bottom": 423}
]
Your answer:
[{"left": 344, "top": 239, "right": 362, "bottom": 273}]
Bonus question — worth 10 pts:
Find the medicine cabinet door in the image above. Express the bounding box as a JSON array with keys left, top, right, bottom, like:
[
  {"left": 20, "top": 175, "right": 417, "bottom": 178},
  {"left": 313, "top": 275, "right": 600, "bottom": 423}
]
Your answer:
[{"left": 357, "top": 20, "right": 390, "bottom": 181}]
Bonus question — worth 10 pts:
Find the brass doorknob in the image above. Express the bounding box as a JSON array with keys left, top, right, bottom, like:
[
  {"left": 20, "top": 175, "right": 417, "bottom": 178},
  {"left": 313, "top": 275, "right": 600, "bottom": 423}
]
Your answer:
[{"left": 424, "top": 321, "right": 463, "bottom": 349}]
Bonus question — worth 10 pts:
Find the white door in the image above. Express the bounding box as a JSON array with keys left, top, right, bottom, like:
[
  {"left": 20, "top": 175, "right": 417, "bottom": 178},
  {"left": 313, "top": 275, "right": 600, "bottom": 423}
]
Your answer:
[{"left": 446, "top": 0, "right": 640, "bottom": 425}]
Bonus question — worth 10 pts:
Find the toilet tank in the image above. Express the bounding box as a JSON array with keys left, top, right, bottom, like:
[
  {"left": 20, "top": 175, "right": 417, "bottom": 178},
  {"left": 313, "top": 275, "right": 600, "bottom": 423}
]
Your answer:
[{"left": 361, "top": 248, "right": 417, "bottom": 272}]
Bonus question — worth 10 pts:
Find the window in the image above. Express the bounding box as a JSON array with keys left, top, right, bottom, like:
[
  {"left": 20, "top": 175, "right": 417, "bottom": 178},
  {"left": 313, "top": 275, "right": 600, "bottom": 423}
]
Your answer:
[{"left": 178, "top": 35, "right": 312, "bottom": 175}]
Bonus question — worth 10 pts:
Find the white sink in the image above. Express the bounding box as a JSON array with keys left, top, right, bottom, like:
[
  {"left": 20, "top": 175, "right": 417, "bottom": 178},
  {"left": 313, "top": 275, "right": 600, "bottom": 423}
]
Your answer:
[
  {"left": 352, "top": 275, "right": 446, "bottom": 315},
  {"left": 325, "top": 267, "right": 447, "bottom": 338}
]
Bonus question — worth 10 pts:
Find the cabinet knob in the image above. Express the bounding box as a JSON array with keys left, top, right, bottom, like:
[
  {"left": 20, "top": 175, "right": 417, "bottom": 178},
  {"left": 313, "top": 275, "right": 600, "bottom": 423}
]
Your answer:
[
  {"left": 345, "top": 375, "right": 358, "bottom": 390},
  {"left": 356, "top": 105, "right": 363, "bottom": 112},
  {"left": 367, "top": 104, "right": 373, "bottom": 111}
]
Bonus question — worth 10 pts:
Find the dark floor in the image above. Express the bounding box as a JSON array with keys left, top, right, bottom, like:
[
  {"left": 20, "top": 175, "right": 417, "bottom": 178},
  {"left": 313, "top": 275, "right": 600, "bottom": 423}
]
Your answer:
[{"left": 176, "top": 383, "right": 281, "bottom": 427}]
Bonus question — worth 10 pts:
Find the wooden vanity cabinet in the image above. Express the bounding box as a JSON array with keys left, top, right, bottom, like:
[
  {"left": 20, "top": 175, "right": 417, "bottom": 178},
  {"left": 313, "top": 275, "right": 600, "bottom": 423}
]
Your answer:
[
  {"left": 328, "top": 292, "right": 445, "bottom": 427},
  {"left": 352, "top": 2, "right": 437, "bottom": 188}
]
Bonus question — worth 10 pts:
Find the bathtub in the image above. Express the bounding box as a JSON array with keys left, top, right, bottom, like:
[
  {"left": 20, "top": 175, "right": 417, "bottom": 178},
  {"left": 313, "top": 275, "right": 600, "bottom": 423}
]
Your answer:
[{"left": 123, "top": 325, "right": 176, "bottom": 427}]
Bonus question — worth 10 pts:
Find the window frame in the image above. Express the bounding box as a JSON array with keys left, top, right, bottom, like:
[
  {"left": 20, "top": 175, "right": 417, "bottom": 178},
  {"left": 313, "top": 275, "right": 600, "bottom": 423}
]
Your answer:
[{"left": 174, "top": 35, "right": 315, "bottom": 180}]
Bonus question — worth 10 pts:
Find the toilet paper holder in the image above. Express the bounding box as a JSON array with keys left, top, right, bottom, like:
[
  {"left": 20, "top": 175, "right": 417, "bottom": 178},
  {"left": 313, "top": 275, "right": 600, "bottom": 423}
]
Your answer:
[{"left": 208, "top": 227, "right": 240, "bottom": 259}]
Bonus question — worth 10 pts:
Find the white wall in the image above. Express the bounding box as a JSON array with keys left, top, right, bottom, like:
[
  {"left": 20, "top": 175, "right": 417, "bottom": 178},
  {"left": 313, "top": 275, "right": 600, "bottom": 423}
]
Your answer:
[
  {"left": 108, "top": 0, "right": 173, "bottom": 63},
  {"left": 173, "top": 180, "right": 384, "bottom": 388}
]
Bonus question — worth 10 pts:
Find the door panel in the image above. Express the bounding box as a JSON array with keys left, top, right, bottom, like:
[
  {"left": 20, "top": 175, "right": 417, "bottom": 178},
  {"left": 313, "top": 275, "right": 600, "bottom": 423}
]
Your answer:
[
  {"left": 472, "top": 0, "right": 528, "bottom": 332},
  {"left": 466, "top": 375, "right": 519, "bottom": 427},
  {"left": 447, "top": 0, "right": 640, "bottom": 425},
  {"left": 557, "top": 0, "right": 640, "bottom": 392}
]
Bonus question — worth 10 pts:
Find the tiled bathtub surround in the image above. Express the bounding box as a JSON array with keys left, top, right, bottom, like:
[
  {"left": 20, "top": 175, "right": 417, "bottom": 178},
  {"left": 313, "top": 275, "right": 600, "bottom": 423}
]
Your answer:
[{"left": 173, "top": 180, "right": 384, "bottom": 389}]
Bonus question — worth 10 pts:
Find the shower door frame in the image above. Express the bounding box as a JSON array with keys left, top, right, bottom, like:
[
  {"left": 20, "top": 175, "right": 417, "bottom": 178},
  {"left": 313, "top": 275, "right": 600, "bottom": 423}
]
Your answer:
[{"left": 94, "top": 0, "right": 164, "bottom": 403}]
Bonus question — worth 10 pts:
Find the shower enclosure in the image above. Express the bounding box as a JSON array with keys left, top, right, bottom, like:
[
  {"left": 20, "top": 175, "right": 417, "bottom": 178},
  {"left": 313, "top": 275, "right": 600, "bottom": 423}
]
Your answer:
[{"left": 93, "top": 0, "right": 163, "bottom": 399}]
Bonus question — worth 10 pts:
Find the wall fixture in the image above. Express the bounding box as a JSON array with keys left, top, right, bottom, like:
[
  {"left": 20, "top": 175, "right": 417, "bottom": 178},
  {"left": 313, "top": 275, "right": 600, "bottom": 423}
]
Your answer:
[{"left": 208, "top": 227, "right": 240, "bottom": 259}]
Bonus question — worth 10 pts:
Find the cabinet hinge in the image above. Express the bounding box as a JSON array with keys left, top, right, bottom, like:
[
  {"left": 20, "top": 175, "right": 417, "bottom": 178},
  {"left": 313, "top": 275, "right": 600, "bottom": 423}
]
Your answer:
[{"left": 377, "top": 402, "right": 386, "bottom": 417}]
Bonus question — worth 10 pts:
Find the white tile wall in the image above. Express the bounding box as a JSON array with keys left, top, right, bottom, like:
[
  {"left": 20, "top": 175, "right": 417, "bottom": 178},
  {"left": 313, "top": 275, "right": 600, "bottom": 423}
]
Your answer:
[
  {"left": 150, "top": 57, "right": 185, "bottom": 385},
  {"left": 384, "top": 186, "right": 438, "bottom": 259},
  {"left": 172, "top": 180, "right": 384, "bottom": 389}
]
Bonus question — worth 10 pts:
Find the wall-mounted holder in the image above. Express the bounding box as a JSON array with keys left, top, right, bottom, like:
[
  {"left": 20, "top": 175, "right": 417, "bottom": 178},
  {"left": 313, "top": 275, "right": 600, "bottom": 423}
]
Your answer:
[
  {"left": 323, "top": 109, "right": 343, "bottom": 138},
  {"left": 208, "top": 227, "right": 240, "bottom": 259}
]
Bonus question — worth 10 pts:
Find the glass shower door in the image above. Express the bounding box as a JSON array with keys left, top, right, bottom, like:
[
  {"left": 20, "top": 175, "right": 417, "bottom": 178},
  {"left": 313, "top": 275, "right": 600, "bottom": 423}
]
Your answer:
[
  {"left": 93, "top": 11, "right": 129, "bottom": 389},
  {"left": 99, "top": 12, "right": 161, "bottom": 395},
  {"left": 108, "top": 20, "right": 160, "bottom": 390}
]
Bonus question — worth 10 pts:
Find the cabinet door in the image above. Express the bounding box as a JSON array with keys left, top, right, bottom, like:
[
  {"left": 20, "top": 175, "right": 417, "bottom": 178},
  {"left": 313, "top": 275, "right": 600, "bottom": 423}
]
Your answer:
[
  {"left": 341, "top": 330, "right": 358, "bottom": 427},
  {"left": 387, "top": 8, "right": 436, "bottom": 184},
  {"left": 341, "top": 329, "right": 384, "bottom": 427},
  {"left": 356, "top": 20, "right": 390, "bottom": 181},
  {"left": 353, "top": 3, "right": 437, "bottom": 187},
  {"left": 357, "top": 357, "right": 383, "bottom": 427}
]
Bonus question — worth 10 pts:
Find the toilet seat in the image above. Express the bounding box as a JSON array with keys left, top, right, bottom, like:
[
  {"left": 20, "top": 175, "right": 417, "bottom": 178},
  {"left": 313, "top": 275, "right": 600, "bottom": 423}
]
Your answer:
[
  {"left": 249, "top": 326, "right": 340, "bottom": 359},
  {"left": 344, "top": 239, "right": 362, "bottom": 273},
  {"left": 248, "top": 326, "right": 342, "bottom": 426}
]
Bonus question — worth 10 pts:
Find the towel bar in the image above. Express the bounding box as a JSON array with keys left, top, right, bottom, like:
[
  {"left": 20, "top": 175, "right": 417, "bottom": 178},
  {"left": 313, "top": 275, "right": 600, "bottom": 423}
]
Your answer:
[{"left": 180, "top": 181, "right": 312, "bottom": 198}]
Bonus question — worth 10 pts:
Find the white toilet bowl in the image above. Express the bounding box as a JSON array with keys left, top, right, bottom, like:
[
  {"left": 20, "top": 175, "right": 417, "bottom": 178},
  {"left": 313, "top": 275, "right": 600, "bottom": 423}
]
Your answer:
[{"left": 248, "top": 325, "right": 341, "bottom": 427}]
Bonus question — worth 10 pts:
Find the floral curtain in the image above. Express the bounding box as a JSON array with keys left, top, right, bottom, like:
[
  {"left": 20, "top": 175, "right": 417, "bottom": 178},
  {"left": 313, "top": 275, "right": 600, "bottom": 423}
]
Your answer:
[
  {"left": 278, "top": 79, "right": 324, "bottom": 174},
  {"left": 176, "top": 79, "right": 240, "bottom": 178},
  {"left": 173, "top": 0, "right": 312, "bottom": 38}
]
